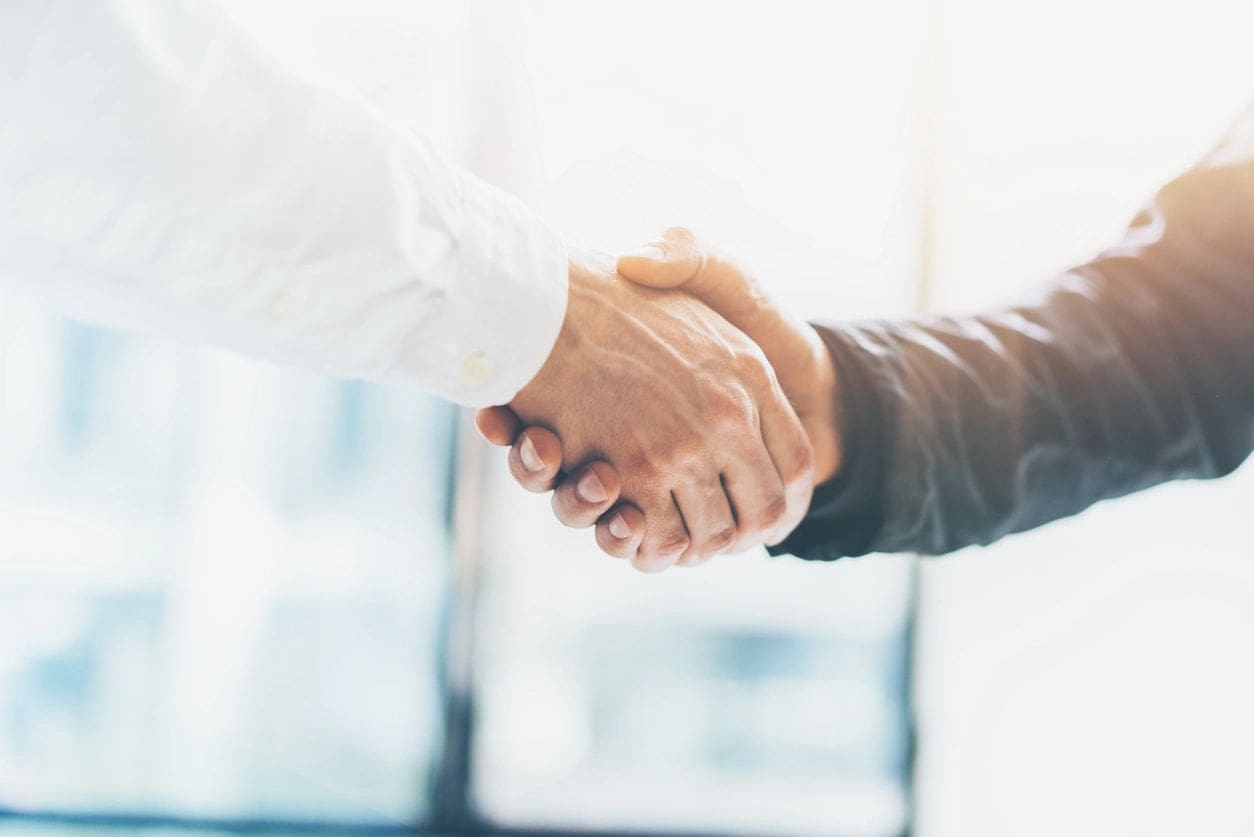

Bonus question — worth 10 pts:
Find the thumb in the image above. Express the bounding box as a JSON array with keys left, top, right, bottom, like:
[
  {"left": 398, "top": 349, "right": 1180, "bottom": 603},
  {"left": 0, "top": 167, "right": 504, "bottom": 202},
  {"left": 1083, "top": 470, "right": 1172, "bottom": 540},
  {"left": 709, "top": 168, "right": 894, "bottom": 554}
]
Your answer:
[
  {"left": 623, "top": 228, "right": 771, "bottom": 328},
  {"left": 616, "top": 227, "right": 704, "bottom": 289},
  {"left": 623, "top": 229, "right": 819, "bottom": 390}
]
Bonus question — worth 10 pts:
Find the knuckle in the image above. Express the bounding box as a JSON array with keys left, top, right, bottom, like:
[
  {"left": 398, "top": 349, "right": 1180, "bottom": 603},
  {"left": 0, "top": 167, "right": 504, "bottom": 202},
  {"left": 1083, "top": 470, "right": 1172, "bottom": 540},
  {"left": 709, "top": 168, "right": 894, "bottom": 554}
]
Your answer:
[
  {"left": 648, "top": 438, "right": 705, "bottom": 476},
  {"left": 681, "top": 442, "right": 716, "bottom": 473},
  {"left": 681, "top": 551, "right": 715, "bottom": 568},
  {"left": 632, "top": 551, "right": 674, "bottom": 574},
  {"left": 710, "top": 391, "right": 755, "bottom": 435},
  {"left": 784, "top": 439, "right": 815, "bottom": 483},
  {"left": 713, "top": 386, "right": 753, "bottom": 418},
  {"left": 668, "top": 436, "right": 703, "bottom": 466},
  {"left": 738, "top": 349, "right": 775, "bottom": 391},
  {"left": 758, "top": 492, "right": 789, "bottom": 530},
  {"left": 654, "top": 530, "right": 691, "bottom": 557},
  {"left": 662, "top": 225, "right": 697, "bottom": 248},
  {"left": 703, "top": 527, "right": 737, "bottom": 554},
  {"left": 623, "top": 453, "right": 663, "bottom": 487},
  {"left": 639, "top": 462, "right": 670, "bottom": 491},
  {"left": 631, "top": 556, "right": 660, "bottom": 574}
]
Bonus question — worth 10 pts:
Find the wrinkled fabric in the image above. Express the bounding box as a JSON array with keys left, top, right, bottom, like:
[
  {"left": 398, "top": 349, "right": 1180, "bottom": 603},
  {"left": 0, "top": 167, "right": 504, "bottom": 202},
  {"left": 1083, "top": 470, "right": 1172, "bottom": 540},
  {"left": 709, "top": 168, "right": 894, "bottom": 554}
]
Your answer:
[
  {"left": 0, "top": 0, "right": 568, "bottom": 406},
  {"left": 776, "top": 105, "right": 1254, "bottom": 561}
]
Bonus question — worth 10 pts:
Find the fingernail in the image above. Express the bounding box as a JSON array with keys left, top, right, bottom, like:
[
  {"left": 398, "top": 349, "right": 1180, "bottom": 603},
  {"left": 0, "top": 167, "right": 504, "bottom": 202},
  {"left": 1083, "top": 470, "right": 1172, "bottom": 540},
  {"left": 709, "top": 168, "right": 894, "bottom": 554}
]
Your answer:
[
  {"left": 608, "top": 513, "right": 631, "bottom": 540},
  {"left": 519, "top": 436, "right": 544, "bottom": 472},
  {"left": 623, "top": 244, "right": 666, "bottom": 262},
  {"left": 576, "top": 469, "right": 608, "bottom": 504}
]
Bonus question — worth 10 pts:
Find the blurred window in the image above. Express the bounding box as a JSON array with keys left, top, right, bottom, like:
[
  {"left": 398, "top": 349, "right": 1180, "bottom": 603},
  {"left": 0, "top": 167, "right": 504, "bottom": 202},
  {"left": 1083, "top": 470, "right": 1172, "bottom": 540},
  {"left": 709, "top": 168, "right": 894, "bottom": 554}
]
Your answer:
[
  {"left": 0, "top": 3, "right": 923, "bottom": 835},
  {"left": 914, "top": 2, "right": 1254, "bottom": 835},
  {"left": 470, "top": 3, "right": 924, "bottom": 835},
  {"left": 0, "top": 310, "right": 454, "bottom": 826}
]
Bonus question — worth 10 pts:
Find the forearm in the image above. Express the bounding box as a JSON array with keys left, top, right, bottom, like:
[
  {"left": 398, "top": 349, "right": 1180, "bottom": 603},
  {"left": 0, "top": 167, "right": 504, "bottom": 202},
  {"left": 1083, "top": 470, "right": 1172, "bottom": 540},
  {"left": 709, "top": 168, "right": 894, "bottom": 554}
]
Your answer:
[
  {"left": 0, "top": 0, "right": 566, "bottom": 405},
  {"left": 777, "top": 110, "right": 1254, "bottom": 561}
]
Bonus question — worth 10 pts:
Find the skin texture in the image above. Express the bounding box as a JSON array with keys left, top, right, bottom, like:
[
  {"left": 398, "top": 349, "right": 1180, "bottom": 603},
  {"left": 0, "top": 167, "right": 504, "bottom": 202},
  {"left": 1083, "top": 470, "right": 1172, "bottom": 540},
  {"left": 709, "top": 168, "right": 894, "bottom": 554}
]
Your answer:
[
  {"left": 478, "top": 231, "right": 843, "bottom": 570},
  {"left": 502, "top": 247, "right": 814, "bottom": 572},
  {"left": 618, "top": 228, "right": 842, "bottom": 485}
]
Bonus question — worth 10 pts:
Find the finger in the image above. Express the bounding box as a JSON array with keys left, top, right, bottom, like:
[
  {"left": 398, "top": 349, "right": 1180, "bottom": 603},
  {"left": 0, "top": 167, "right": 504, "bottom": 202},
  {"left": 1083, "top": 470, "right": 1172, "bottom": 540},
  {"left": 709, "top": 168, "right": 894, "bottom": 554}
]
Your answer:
[
  {"left": 551, "top": 461, "right": 621, "bottom": 528},
  {"left": 507, "top": 427, "right": 564, "bottom": 493},
  {"left": 676, "top": 549, "right": 717, "bottom": 568},
  {"left": 672, "top": 474, "right": 737, "bottom": 565},
  {"left": 719, "top": 426, "right": 790, "bottom": 554},
  {"left": 633, "top": 492, "right": 689, "bottom": 573},
  {"left": 755, "top": 378, "right": 816, "bottom": 545},
  {"left": 616, "top": 226, "right": 704, "bottom": 289},
  {"left": 475, "top": 406, "right": 522, "bottom": 447},
  {"left": 595, "top": 503, "right": 645, "bottom": 559}
]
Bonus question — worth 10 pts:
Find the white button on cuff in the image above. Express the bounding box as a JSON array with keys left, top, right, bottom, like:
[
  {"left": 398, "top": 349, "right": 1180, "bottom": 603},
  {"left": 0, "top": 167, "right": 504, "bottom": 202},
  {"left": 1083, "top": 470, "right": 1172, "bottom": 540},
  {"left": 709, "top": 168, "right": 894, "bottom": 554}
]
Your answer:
[
  {"left": 459, "top": 352, "right": 492, "bottom": 388},
  {"left": 268, "top": 289, "right": 304, "bottom": 322}
]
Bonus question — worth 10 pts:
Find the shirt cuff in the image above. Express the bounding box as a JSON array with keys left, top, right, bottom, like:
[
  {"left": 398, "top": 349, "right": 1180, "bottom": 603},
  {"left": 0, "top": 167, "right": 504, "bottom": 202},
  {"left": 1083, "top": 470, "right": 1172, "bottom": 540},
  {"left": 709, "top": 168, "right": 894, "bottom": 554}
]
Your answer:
[
  {"left": 769, "top": 323, "right": 888, "bottom": 561},
  {"left": 423, "top": 171, "right": 568, "bottom": 407}
]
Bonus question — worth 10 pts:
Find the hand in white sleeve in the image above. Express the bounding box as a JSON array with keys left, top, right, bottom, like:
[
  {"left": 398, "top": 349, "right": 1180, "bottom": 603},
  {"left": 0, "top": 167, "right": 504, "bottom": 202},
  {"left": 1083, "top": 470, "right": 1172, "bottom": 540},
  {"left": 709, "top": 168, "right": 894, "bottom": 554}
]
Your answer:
[
  {"left": 0, "top": 0, "right": 818, "bottom": 567},
  {"left": 0, "top": 0, "right": 567, "bottom": 406}
]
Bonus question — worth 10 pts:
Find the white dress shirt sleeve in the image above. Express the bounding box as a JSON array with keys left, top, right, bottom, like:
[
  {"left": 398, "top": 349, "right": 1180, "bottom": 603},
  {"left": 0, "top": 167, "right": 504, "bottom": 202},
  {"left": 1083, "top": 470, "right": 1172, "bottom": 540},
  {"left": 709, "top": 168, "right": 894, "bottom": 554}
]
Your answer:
[{"left": 0, "top": 0, "right": 568, "bottom": 406}]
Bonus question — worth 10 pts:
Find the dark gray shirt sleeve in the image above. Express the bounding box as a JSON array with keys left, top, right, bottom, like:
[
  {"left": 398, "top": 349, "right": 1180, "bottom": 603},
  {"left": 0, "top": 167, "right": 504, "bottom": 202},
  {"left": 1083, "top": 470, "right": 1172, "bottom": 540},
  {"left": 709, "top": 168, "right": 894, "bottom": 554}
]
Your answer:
[{"left": 773, "top": 106, "right": 1254, "bottom": 561}]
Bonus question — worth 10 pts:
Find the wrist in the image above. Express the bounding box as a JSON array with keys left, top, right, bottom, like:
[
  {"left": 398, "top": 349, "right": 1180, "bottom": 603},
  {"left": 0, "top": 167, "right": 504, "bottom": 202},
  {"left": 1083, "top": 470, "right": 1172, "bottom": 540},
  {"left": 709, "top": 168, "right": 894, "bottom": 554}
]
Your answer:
[
  {"left": 511, "top": 250, "right": 611, "bottom": 414},
  {"left": 768, "top": 322, "right": 887, "bottom": 559},
  {"left": 806, "top": 328, "right": 843, "bottom": 484}
]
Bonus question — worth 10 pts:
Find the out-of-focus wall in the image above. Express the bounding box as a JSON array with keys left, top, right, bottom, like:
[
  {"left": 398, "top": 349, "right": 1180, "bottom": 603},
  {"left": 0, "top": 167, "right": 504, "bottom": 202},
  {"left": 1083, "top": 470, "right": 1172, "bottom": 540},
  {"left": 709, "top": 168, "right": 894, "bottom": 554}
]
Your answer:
[
  {"left": 1, "top": 1, "right": 1251, "bottom": 834},
  {"left": 469, "top": 3, "right": 928, "bottom": 834},
  {"left": 917, "top": 2, "right": 1254, "bottom": 835},
  {"left": 0, "top": 2, "right": 468, "bottom": 822}
]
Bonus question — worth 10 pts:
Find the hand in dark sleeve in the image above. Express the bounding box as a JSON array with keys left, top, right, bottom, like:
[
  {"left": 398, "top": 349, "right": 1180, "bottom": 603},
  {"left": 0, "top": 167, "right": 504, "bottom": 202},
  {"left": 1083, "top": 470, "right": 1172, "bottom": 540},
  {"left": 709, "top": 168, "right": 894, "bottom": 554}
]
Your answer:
[
  {"left": 476, "top": 110, "right": 1254, "bottom": 568},
  {"left": 778, "top": 106, "right": 1254, "bottom": 560}
]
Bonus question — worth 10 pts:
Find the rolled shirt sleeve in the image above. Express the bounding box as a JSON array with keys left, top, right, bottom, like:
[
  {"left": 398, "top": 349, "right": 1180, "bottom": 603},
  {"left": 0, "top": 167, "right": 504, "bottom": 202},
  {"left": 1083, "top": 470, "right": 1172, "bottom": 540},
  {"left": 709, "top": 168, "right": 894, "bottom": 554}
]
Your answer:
[{"left": 0, "top": 0, "right": 567, "bottom": 406}]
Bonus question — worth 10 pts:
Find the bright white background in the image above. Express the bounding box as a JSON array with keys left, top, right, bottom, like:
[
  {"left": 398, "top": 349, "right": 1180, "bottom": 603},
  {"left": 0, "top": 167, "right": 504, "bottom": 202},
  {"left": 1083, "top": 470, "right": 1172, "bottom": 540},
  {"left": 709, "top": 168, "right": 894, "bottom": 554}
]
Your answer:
[
  {"left": 469, "top": 3, "right": 923, "bottom": 834},
  {"left": 918, "top": 2, "right": 1254, "bottom": 836},
  {"left": 481, "top": 2, "right": 1254, "bottom": 835},
  {"left": 1, "top": 1, "right": 1251, "bottom": 835},
  {"left": 229, "top": 1, "right": 1254, "bottom": 834}
]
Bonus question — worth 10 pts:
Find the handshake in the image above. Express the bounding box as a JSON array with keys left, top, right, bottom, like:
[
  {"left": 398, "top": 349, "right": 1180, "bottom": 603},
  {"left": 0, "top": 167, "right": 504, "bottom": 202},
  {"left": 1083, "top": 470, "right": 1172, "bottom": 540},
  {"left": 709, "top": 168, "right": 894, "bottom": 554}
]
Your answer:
[{"left": 476, "top": 228, "right": 843, "bottom": 572}]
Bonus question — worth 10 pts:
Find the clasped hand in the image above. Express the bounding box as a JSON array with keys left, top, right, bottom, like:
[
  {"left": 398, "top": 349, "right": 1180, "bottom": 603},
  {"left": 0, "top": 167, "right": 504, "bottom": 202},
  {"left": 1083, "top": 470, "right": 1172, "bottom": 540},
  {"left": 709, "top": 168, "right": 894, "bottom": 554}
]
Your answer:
[{"left": 477, "top": 229, "right": 842, "bottom": 572}]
